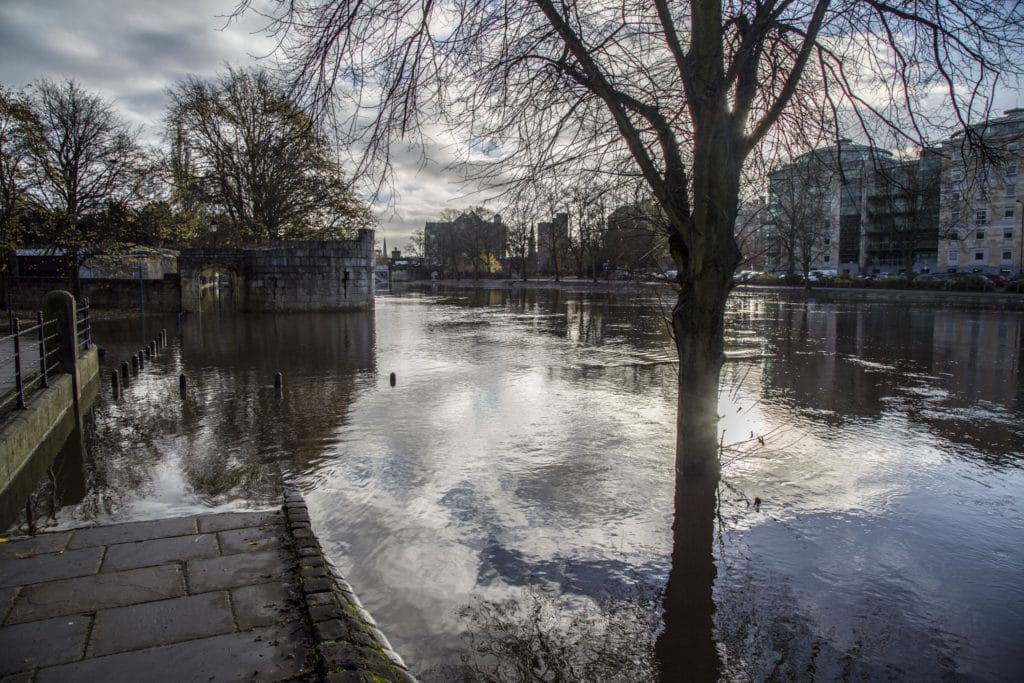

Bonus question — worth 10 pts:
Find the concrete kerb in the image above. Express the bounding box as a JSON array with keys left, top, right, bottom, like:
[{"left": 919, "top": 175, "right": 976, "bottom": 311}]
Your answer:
[{"left": 281, "top": 487, "right": 415, "bottom": 683}]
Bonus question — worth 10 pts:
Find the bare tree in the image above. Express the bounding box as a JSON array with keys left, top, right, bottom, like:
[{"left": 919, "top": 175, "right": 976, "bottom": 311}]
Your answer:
[
  {"left": 239, "top": 0, "right": 1023, "bottom": 477},
  {"left": 0, "top": 86, "right": 36, "bottom": 303},
  {"left": 22, "top": 79, "right": 146, "bottom": 296},
  {"left": 240, "top": 2, "right": 1024, "bottom": 676},
  {"left": 501, "top": 200, "right": 537, "bottom": 280},
  {"left": 863, "top": 151, "right": 942, "bottom": 278},
  {"left": 166, "top": 66, "right": 371, "bottom": 245},
  {"left": 769, "top": 155, "right": 835, "bottom": 284},
  {"left": 404, "top": 228, "right": 425, "bottom": 259}
]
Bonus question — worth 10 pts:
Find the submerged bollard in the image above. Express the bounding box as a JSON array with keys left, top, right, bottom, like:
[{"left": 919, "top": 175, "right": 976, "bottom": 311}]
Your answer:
[
  {"left": 274, "top": 372, "right": 283, "bottom": 393},
  {"left": 150, "top": 340, "right": 157, "bottom": 356},
  {"left": 111, "top": 370, "right": 120, "bottom": 398},
  {"left": 179, "top": 374, "right": 187, "bottom": 399},
  {"left": 120, "top": 361, "right": 130, "bottom": 386},
  {"left": 161, "top": 329, "right": 167, "bottom": 347},
  {"left": 131, "top": 355, "right": 139, "bottom": 372},
  {"left": 144, "top": 346, "right": 151, "bottom": 359},
  {"left": 138, "top": 350, "right": 145, "bottom": 368},
  {"left": 389, "top": 372, "right": 396, "bottom": 387}
]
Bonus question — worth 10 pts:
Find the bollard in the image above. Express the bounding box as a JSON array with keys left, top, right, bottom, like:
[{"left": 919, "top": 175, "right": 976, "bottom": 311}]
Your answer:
[
  {"left": 179, "top": 374, "right": 187, "bottom": 399},
  {"left": 138, "top": 350, "right": 145, "bottom": 369},
  {"left": 120, "top": 361, "right": 130, "bottom": 386},
  {"left": 131, "top": 355, "right": 139, "bottom": 372},
  {"left": 145, "top": 345, "right": 151, "bottom": 359},
  {"left": 111, "top": 370, "right": 120, "bottom": 398},
  {"left": 274, "top": 372, "right": 283, "bottom": 392},
  {"left": 150, "top": 340, "right": 157, "bottom": 356},
  {"left": 389, "top": 372, "right": 396, "bottom": 387},
  {"left": 161, "top": 329, "right": 167, "bottom": 347}
]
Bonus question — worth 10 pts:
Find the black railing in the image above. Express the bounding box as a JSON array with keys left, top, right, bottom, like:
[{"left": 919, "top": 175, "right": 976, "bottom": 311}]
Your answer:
[
  {"left": 76, "top": 298, "right": 92, "bottom": 352},
  {"left": 0, "top": 298, "right": 89, "bottom": 418},
  {"left": 0, "top": 315, "right": 61, "bottom": 415}
]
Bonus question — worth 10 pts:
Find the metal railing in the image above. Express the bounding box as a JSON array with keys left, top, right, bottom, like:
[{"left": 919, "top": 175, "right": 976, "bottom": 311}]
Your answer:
[
  {"left": 76, "top": 298, "right": 92, "bottom": 352},
  {"left": 0, "top": 298, "right": 89, "bottom": 418},
  {"left": 0, "top": 314, "right": 61, "bottom": 415}
]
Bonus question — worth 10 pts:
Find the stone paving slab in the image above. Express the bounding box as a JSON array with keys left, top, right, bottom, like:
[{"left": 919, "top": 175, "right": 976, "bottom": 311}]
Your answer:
[
  {"left": 196, "top": 510, "right": 283, "bottom": 533},
  {"left": 101, "top": 533, "right": 219, "bottom": 572},
  {"left": 89, "top": 592, "right": 235, "bottom": 657},
  {"left": 6, "top": 564, "right": 186, "bottom": 624},
  {"left": 187, "top": 548, "right": 284, "bottom": 593},
  {"left": 0, "top": 614, "right": 89, "bottom": 675},
  {"left": 0, "top": 533, "right": 70, "bottom": 560},
  {"left": 218, "top": 524, "right": 282, "bottom": 554},
  {"left": 231, "top": 581, "right": 301, "bottom": 630},
  {"left": 0, "top": 546, "right": 104, "bottom": 588},
  {"left": 0, "top": 503, "right": 411, "bottom": 682},
  {"left": 35, "top": 623, "right": 309, "bottom": 683},
  {"left": 66, "top": 516, "right": 198, "bottom": 549},
  {"left": 0, "top": 587, "right": 15, "bottom": 622}
]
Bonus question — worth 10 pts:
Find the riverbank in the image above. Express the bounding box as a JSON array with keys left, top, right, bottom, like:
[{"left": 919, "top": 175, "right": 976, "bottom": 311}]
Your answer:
[
  {"left": 396, "top": 277, "right": 1024, "bottom": 309},
  {"left": 0, "top": 491, "right": 413, "bottom": 682}
]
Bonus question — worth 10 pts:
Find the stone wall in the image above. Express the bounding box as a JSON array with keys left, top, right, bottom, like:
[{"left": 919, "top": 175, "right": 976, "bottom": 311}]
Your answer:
[
  {"left": 9, "top": 276, "right": 181, "bottom": 313},
  {"left": 179, "top": 230, "right": 375, "bottom": 313},
  {"left": 0, "top": 346, "right": 98, "bottom": 528}
]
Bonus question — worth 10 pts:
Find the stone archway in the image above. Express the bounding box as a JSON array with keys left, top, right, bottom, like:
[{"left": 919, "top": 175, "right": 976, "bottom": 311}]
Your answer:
[{"left": 197, "top": 264, "right": 243, "bottom": 312}]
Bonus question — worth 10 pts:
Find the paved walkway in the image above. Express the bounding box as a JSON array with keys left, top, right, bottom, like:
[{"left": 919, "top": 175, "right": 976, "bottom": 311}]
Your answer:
[{"left": 0, "top": 500, "right": 414, "bottom": 682}]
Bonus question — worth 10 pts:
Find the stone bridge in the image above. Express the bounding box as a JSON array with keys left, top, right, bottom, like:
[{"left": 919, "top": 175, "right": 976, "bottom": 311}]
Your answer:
[{"left": 178, "top": 231, "right": 374, "bottom": 313}]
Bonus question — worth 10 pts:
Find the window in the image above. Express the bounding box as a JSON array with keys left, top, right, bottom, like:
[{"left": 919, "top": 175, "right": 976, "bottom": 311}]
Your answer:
[
  {"left": 948, "top": 250, "right": 958, "bottom": 264},
  {"left": 974, "top": 250, "right": 986, "bottom": 262},
  {"left": 1002, "top": 250, "right": 1013, "bottom": 261},
  {"left": 952, "top": 169, "right": 964, "bottom": 181},
  {"left": 823, "top": 254, "right": 831, "bottom": 263},
  {"left": 1005, "top": 228, "right": 1014, "bottom": 239},
  {"left": 952, "top": 210, "right": 961, "bottom": 221},
  {"left": 1010, "top": 143, "right": 1020, "bottom": 153},
  {"left": 976, "top": 209, "right": 988, "bottom": 225},
  {"left": 952, "top": 191, "right": 962, "bottom": 201},
  {"left": 1008, "top": 163, "right": 1019, "bottom": 177},
  {"left": 976, "top": 229, "right": 986, "bottom": 239},
  {"left": 1006, "top": 184, "right": 1016, "bottom": 198},
  {"left": 1006, "top": 207, "right": 1016, "bottom": 218},
  {"left": 979, "top": 187, "right": 989, "bottom": 199},
  {"left": 824, "top": 237, "right": 831, "bottom": 245}
]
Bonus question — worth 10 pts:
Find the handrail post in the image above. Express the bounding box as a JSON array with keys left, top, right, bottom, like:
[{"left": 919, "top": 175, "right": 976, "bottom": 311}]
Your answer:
[
  {"left": 37, "top": 311, "right": 48, "bottom": 388},
  {"left": 13, "top": 317, "right": 24, "bottom": 409},
  {"left": 83, "top": 297, "right": 92, "bottom": 349}
]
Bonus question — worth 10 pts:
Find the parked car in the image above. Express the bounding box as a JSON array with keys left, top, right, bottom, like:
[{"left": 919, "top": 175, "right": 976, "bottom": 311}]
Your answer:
[
  {"left": 944, "top": 274, "right": 995, "bottom": 291},
  {"left": 914, "top": 272, "right": 958, "bottom": 282},
  {"left": 986, "top": 273, "right": 1009, "bottom": 287}
]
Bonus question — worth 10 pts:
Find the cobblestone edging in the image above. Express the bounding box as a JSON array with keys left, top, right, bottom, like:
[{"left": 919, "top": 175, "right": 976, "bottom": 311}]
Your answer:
[{"left": 282, "top": 488, "right": 416, "bottom": 683}]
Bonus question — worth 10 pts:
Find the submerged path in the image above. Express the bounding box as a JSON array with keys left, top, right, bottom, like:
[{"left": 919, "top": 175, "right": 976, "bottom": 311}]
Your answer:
[{"left": 0, "top": 490, "right": 413, "bottom": 682}]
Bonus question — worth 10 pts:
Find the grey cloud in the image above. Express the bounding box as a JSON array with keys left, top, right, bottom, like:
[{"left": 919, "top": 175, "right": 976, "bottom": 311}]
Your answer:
[{"left": 0, "top": 0, "right": 480, "bottom": 244}]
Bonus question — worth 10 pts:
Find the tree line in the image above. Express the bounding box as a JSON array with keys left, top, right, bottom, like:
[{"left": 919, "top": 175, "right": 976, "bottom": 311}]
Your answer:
[
  {"left": 0, "top": 67, "right": 372, "bottom": 296},
  {"left": 413, "top": 182, "right": 681, "bottom": 281}
]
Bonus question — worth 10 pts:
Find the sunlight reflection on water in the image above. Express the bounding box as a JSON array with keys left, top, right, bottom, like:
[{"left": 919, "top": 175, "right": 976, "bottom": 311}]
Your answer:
[{"left": 20, "top": 286, "right": 1024, "bottom": 681}]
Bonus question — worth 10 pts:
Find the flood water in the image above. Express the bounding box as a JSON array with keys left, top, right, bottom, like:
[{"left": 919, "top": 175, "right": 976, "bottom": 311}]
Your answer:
[{"left": 12, "top": 286, "right": 1024, "bottom": 681}]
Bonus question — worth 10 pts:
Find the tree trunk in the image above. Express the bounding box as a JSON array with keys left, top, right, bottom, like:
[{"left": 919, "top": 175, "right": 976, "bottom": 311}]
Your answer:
[
  {"left": 655, "top": 473, "right": 721, "bottom": 682},
  {"left": 671, "top": 279, "right": 728, "bottom": 479}
]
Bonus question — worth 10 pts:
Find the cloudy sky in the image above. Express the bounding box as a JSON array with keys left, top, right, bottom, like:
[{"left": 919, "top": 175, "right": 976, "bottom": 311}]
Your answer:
[{"left": 0, "top": 0, "right": 483, "bottom": 249}]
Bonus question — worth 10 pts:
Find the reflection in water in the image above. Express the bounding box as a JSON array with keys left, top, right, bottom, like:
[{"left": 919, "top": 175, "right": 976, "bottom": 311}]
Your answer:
[{"left": 8, "top": 287, "right": 1024, "bottom": 681}]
